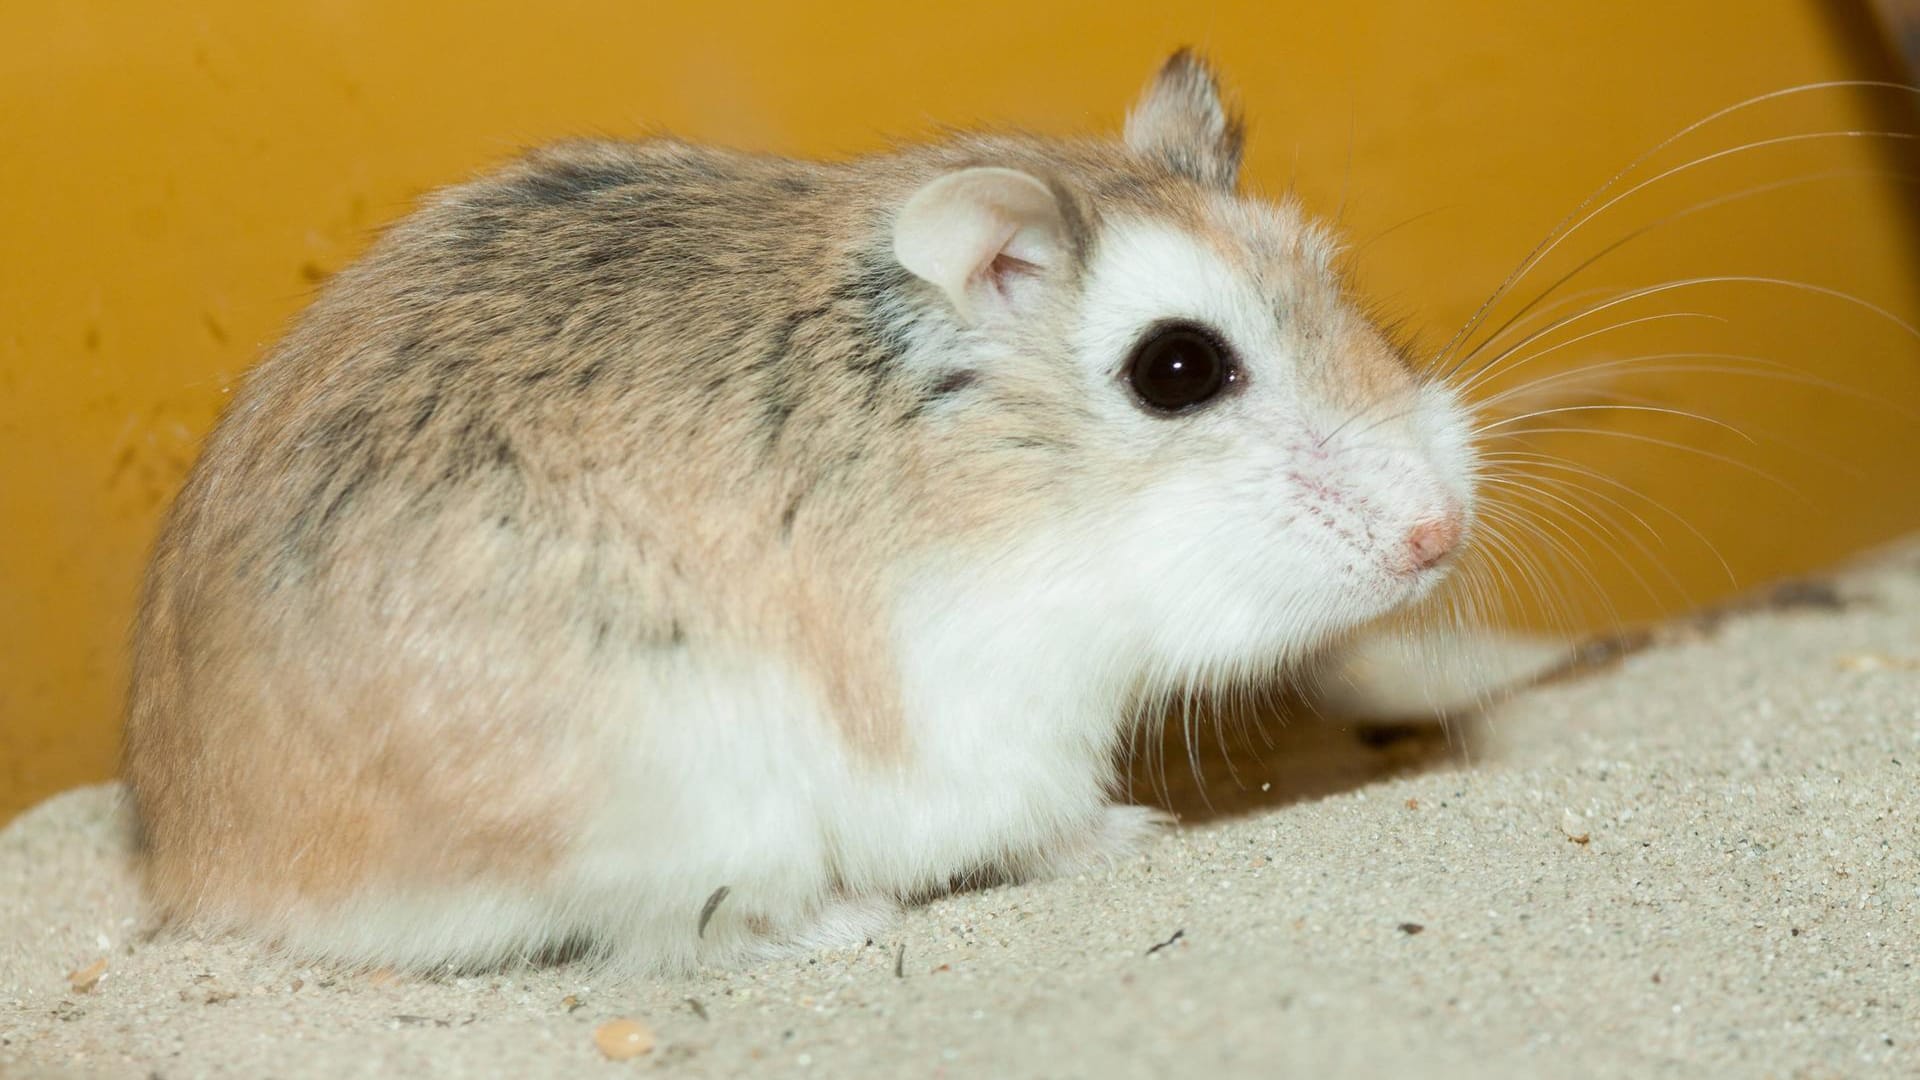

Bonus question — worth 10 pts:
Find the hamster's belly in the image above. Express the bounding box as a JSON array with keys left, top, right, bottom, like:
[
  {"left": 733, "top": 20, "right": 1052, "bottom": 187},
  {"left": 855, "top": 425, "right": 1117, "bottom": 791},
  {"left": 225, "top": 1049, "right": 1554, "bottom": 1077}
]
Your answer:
[{"left": 566, "top": 645, "right": 1117, "bottom": 910}]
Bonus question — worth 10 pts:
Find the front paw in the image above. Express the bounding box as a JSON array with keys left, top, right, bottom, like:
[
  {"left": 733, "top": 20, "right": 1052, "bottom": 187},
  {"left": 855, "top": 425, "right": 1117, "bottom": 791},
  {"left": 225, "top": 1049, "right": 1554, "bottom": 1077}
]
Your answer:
[{"left": 1033, "top": 804, "right": 1174, "bottom": 878}]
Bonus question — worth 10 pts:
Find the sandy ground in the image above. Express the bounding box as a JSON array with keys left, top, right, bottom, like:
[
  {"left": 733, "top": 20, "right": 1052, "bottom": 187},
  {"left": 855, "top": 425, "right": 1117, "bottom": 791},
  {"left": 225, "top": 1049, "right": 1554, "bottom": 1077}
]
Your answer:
[{"left": 4, "top": 542, "right": 1918, "bottom": 1079}]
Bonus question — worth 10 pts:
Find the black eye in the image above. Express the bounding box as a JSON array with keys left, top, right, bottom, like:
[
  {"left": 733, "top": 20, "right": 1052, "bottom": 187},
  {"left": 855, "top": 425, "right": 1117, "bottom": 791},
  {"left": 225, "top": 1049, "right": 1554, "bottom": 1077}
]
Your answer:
[{"left": 1125, "top": 324, "right": 1235, "bottom": 414}]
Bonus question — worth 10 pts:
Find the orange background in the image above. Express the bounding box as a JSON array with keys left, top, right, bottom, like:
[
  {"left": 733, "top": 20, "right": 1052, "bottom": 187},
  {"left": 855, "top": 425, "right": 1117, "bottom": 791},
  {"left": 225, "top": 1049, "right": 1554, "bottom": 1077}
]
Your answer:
[{"left": 5, "top": 1, "right": 1919, "bottom": 821}]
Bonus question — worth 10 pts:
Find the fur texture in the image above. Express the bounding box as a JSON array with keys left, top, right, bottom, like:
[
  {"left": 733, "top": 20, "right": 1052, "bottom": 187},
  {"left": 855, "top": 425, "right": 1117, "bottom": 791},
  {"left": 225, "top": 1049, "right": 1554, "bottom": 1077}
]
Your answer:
[{"left": 123, "top": 52, "right": 1476, "bottom": 972}]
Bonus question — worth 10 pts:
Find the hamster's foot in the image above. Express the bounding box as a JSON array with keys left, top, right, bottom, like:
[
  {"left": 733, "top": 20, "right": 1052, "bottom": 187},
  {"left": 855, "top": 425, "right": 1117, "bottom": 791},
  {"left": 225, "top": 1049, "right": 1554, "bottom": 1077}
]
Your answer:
[
  {"left": 1031, "top": 803, "right": 1174, "bottom": 879},
  {"left": 741, "top": 894, "right": 902, "bottom": 962}
]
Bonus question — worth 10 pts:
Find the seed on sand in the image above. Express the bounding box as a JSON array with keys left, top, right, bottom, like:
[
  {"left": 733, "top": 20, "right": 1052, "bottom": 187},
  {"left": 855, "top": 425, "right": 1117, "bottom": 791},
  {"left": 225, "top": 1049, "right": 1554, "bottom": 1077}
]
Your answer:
[
  {"left": 66, "top": 958, "right": 108, "bottom": 994},
  {"left": 594, "top": 1017, "right": 657, "bottom": 1061}
]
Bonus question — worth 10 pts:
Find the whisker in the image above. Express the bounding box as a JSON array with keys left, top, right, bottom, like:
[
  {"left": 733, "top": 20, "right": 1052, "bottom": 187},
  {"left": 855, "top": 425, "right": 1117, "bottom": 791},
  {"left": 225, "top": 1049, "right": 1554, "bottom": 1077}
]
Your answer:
[
  {"left": 1454, "top": 514, "right": 1551, "bottom": 628},
  {"left": 1474, "top": 499, "right": 1582, "bottom": 606},
  {"left": 1439, "top": 166, "right": 1918, "bottom": 378},
  {"left": 1473, "top": 402, "right": 1757, "bottom": 443},
  {"left": 1349, "top": 204, "right": 1457, "bottom": 257},
  {"left": 1479, "top": 355, "right": 1884, "bottom": 488},
  {"left": 1445, "top": 132, "right": 1918, "bottom": 374},
  {"left": 1474, "top": 503, "right": 1613, "bottom": 633},
  {"left": 1454, "top": 311, "right": 1727, "bottom": 396},
  {"left": 1476, "top": 520, "right": 1584, "bottom": 639},
  {"left": 1433, "top": 80, "right": 1920, "bottom": 369},
  {"left": 1478, "top": 426, "right": 1807, "bottom": 502},
  {"left": 1316, "top": 384, "right": 1414, "bottom": 449},
  {"left": 1477, "top": 449, "right": 1736, "bottom": 584},
  {"left": 1478, "top": 473, "right": 1692, "bottom": 610},
  {"left": 1454, "top": 275, "right": 1920, "bottom": 390},
  {"left": 1470, "top": 352, "right": 1870, "bottom": 414},
  {"left": 1335, "top": 105, "right": 1357, "bottom": 229},
  {"left": 1478, "top": 456, "right": 1670, "bottom": 553}
]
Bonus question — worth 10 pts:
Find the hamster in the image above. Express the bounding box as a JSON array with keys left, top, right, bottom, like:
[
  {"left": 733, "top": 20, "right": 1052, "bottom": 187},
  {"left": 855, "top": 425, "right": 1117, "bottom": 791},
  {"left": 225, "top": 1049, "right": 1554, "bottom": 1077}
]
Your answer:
[{"left": 123, "top": 50, "right": 1476, "bottom": 973}]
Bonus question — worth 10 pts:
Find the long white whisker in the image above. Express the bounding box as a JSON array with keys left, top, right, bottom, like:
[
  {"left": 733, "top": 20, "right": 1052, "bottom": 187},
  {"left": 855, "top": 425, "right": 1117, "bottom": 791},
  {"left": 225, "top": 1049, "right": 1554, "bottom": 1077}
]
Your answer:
[
  {"left": 1456, "top": 275, "right": 1920, "bottom": 391},
  {"left": 1479, "top": 456, "right": 1671, "bottom": 552},
  {"left": 1479, "top": 426, "right": 1806, "bottom": 501},
  {"left": 1479, "top": 473, "right": 1692, "bottom": 609},
  {"left": 1476, "top": 449, "right": 1736, "bottom": 585},
  {"left": 1474, "top": 403, "right": 1756, "bottom": 443},
  {"left": 1446, "top": 131, "right": 1918, "bottom": 374},
  {"left": 1455, "top": 311, "right": 1727, "bottom": 396},
  {"left": 1470, "top": 352, "right": 1869, "bottom": 414},
  {"left": 1441, "top": 166, "right": 1917, "bottom": 375},
  {"left": 1433, "top": 80, "right": 1920, "bottom": 367},
  {"left": 1474, "top": 503, "right": 1612, "bottom": 634}
]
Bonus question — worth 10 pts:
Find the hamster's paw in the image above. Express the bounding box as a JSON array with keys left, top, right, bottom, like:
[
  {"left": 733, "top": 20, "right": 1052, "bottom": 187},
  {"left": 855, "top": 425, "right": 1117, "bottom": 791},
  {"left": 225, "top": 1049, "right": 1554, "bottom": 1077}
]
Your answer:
[
  {"left": 1032, "top": 804, "right": 1174, "bottom": 879},
  {"left": 746, "top": 894, "right": 902, "bottom": 962}
]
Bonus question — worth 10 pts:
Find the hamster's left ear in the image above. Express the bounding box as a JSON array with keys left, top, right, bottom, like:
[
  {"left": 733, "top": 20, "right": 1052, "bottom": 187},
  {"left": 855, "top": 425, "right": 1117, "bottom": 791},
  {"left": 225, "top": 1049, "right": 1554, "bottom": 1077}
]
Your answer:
[
  {"left": 1125, "top": 49, "right": 1244, "bottom": 190},
  {"left": 892, "top": 166, "right": 1068, "bottom": 325}
]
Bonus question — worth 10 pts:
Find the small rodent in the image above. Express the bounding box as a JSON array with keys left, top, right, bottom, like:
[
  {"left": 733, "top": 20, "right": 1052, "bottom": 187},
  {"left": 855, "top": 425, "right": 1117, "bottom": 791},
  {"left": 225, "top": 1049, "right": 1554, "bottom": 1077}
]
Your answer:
[{"left": 123, "top": 50, "right": 1475, "bottom": 972}]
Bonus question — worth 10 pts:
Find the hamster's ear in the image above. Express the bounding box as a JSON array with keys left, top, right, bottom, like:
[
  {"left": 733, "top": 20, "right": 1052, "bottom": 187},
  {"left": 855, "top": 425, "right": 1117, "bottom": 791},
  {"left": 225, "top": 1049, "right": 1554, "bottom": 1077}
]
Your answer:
[
  {"left": 1125, "top": 49, "right": 1243, "bottom": 190},
  {"left": 892, "top": 166, "right": 1067, "bottom": 325}
]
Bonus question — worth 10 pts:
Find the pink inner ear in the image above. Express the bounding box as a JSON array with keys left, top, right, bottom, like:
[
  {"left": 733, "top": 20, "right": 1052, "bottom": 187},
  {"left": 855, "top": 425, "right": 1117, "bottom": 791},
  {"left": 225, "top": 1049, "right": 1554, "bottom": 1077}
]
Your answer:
[{"left": 979, "top": 253, "right": 1042, "bottom": 303}]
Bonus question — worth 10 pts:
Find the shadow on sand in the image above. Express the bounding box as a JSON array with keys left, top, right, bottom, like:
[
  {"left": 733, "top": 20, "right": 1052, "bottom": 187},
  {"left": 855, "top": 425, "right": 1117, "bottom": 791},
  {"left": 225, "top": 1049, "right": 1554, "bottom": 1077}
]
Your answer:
[{"left": 1125, "top": 692, "right": 1487, "bottom": 826}]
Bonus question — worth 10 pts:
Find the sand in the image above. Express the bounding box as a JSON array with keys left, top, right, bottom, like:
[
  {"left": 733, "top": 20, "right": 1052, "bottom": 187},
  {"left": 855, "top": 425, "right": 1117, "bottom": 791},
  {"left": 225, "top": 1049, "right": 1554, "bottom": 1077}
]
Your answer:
[{"left": 4, "top": 542, "right": 1918, "bottom": 1079}]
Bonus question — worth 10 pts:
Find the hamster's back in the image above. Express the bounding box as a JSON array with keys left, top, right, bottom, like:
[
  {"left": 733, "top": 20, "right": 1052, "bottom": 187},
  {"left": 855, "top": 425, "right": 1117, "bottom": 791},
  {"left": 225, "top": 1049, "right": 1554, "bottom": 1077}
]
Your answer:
[{"left": 123, "top": 138, "right": 905, "bottom": 933}]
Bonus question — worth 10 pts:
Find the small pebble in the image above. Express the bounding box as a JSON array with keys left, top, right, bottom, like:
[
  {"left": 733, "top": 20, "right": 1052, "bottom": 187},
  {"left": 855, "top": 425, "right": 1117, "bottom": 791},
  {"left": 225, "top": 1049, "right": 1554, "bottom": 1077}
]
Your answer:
[
  {"left": 1559, "top": 811, "right": 1591, "bottom": 845},
  {"left": 594, "top": 1017, "right": 657, "bottom": 1061}
]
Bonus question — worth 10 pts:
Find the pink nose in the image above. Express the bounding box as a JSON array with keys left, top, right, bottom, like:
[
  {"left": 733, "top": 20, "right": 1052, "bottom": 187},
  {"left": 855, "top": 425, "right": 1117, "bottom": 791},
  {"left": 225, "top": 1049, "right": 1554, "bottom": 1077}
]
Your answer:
[{"left": 1404, "top": 514, "right": 1462, "bottom": 573}]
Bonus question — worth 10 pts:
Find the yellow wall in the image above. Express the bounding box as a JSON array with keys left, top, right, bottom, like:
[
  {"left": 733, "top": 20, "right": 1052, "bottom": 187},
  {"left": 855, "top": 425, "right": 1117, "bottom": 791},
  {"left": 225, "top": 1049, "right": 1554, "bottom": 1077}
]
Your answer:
[{"left": 5, "top": 1, "right": 1919, "bottom": 821}]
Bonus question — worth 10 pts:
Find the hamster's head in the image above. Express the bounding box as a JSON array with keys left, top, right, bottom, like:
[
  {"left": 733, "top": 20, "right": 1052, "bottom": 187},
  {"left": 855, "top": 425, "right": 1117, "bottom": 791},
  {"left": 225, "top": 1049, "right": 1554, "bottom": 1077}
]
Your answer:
[{"left": 889, "top": 51, "right": 1477, "bottom": 679}]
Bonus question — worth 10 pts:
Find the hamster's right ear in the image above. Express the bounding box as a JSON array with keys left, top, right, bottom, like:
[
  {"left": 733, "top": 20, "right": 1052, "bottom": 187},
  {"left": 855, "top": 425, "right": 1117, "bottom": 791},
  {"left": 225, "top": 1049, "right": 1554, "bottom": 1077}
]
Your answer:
[
  {"left": 892, "top": 167, "right": 1067, "bottom": 325},
  {"left": 1126, "top": 49, "right": 1244, "bottom": 190}
]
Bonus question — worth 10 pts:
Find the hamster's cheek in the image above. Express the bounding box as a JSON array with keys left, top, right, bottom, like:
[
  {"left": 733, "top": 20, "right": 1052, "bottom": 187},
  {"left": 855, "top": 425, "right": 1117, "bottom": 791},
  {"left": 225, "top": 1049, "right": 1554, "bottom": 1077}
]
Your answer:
[{"left": 1100, "top": 462, "right": 1418, "bottom": 670}]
